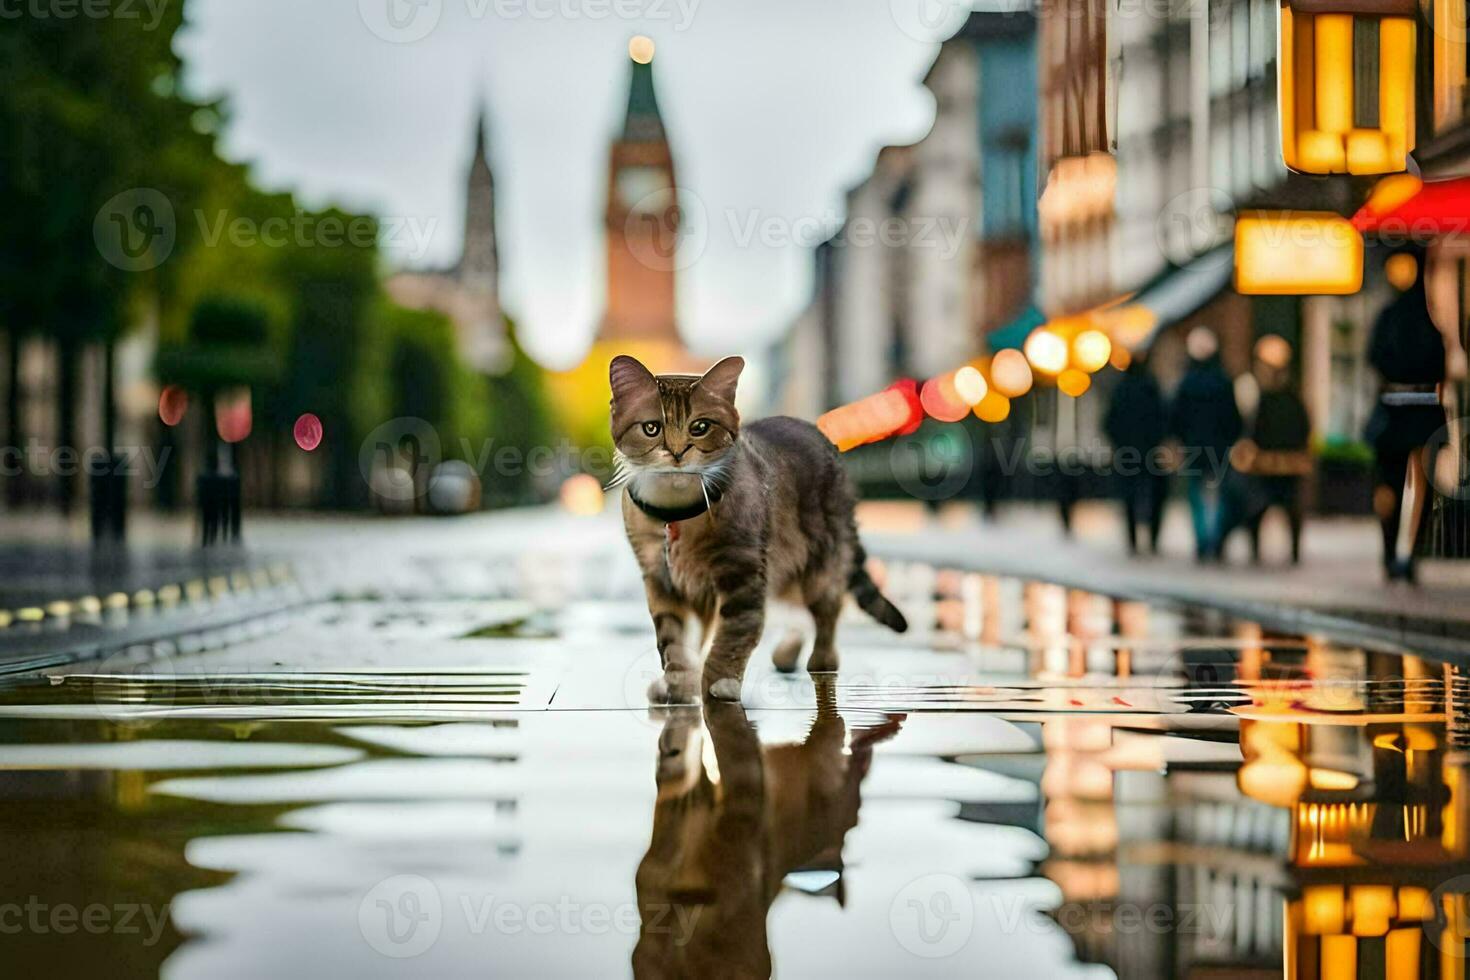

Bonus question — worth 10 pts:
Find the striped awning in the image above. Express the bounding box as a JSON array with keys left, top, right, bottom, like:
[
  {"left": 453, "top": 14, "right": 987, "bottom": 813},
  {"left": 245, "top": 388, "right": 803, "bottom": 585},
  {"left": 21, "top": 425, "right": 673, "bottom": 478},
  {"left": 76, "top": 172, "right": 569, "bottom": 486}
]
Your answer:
[{"left": 1093, "top": 245, "right": 1234, "bottom": 351}]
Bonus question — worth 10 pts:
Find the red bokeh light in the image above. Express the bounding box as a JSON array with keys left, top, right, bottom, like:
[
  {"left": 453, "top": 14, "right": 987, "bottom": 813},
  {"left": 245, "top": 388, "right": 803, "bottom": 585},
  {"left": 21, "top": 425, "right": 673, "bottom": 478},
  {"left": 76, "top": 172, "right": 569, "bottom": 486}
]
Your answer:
[
  {"left": 158, "top": 385, "right": 188, "bottom": 427},
  {"left": 216, "top": 389, "right": 253, "bottom": 444},
  {"left": 293, "top": 413, "right": 323, "bottom": 452},
  {"left": 919, "top": 375, "right": 970, "bottom": 422}
]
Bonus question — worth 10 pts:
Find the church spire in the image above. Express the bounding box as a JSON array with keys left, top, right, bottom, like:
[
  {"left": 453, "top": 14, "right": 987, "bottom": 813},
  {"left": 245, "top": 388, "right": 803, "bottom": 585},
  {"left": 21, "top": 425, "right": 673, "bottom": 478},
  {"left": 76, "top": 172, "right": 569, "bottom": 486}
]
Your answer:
[
  {"left": 622, "top": 36, "right": 665, "bottom": 143},
  {"left": 459, "top": 96, "right": 498, "bottom": 298},
  {"left": 471, "top": 98, "right": 492, "bottom": 173}
]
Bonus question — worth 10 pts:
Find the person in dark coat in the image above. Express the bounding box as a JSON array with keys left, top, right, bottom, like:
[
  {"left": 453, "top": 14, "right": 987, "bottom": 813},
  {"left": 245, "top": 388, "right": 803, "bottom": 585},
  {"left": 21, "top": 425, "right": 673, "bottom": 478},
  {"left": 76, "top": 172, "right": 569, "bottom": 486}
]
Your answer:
[
  {"left": 1232, "top": 336, "right": 1313, "bottom": 564},
  {"left": 1104, "top": 354, "right": 1169, "bottom": 554},
  {"left": 1168, "top": 327, "right": 1242, "bottom": 561},
  {"left": 1365, "top": 245, "right": 1462, "bottom": 582}
]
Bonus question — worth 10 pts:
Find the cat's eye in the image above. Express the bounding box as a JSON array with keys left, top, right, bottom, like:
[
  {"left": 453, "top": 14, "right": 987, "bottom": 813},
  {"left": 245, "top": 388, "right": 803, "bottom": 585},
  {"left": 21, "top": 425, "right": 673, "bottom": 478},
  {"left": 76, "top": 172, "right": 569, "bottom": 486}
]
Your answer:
[
  {"left": 689, "top": 419, "right": 711, "bottom": 437},
  {"left": 641, "top": 421, "right": 661, "bottom": 438}
]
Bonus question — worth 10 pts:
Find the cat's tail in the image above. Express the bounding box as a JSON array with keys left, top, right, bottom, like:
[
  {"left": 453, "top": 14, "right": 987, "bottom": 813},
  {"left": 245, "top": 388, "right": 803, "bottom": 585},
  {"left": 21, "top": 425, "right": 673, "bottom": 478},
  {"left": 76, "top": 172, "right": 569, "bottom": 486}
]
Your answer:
[{"left": 848, "top": 543, "right": 908, "bottom": 633}]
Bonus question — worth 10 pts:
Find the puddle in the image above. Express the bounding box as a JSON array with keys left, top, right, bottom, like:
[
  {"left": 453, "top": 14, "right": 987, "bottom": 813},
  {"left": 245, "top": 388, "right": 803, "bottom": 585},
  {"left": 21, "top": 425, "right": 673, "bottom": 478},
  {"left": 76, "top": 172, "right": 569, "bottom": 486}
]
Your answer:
[{"left": 0, "top": 568, "right": 1467, "bottom": 977}]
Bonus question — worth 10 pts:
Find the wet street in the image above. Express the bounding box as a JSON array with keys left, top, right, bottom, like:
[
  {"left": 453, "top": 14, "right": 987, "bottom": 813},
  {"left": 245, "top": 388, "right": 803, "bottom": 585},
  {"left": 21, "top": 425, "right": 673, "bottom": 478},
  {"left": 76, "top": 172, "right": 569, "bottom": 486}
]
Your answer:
[{"left": 1, "top": 510, "right": 1467, "bottom": 978}]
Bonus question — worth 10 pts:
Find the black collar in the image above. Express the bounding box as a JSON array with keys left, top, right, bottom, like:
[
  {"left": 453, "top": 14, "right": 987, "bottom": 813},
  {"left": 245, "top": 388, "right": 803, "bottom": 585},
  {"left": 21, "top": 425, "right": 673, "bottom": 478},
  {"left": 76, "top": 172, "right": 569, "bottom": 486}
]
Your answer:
[{"left": 627, "top": 483, "right": 722, "bottom": 524}]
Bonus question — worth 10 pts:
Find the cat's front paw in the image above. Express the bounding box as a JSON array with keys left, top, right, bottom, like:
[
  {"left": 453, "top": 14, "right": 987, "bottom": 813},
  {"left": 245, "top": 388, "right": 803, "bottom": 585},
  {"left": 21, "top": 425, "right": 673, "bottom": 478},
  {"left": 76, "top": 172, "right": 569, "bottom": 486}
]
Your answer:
[
  {"left": 648, "top": 671, "right": 698, "bottom": 705},
  {"left": 705, "top": 677, "right": 743, "bottom": 702}
]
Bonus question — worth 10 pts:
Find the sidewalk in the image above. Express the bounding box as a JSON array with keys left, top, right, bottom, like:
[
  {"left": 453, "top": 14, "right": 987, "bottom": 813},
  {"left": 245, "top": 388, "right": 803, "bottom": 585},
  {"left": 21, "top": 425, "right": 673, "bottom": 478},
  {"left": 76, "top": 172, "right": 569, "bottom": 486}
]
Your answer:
[
  {"left": 4, "top": 500, "right": 1469, "bottom": 668},
  {"left": 861, "top": 499, "right": 1470, "bottom": 661}
]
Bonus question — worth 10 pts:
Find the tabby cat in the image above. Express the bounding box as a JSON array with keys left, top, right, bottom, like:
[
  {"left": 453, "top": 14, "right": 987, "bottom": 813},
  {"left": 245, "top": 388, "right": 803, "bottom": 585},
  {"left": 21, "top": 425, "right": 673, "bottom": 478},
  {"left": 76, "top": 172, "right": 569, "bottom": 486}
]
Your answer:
[{"left": 609, "top": 354, "right": 907, "bottom": 703}]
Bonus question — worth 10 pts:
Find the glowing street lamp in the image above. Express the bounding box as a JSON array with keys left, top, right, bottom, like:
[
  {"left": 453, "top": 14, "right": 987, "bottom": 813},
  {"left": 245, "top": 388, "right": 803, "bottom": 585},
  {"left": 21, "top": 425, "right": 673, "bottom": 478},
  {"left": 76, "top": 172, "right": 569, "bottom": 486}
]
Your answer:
[{"left": 1279, "top": 0, "right": 1417, "bottom": 174}]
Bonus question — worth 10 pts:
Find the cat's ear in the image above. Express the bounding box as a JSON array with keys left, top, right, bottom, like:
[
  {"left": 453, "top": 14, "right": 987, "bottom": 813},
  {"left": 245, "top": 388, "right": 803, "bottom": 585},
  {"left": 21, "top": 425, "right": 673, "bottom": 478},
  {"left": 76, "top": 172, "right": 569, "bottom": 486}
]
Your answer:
[
  {"left": 609, "top": 355, "right": 656, "bottom": 404},
  {"left": 696, "top": 356, "right": 744, "bottom": 404}
]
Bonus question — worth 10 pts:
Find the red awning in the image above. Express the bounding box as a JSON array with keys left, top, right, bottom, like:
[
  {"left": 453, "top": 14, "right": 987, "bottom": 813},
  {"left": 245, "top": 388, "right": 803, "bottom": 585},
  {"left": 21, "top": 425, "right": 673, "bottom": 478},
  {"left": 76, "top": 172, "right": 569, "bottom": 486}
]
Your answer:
[{"left": 1352, "top": 175, "right": 1470, "bottom": 235}]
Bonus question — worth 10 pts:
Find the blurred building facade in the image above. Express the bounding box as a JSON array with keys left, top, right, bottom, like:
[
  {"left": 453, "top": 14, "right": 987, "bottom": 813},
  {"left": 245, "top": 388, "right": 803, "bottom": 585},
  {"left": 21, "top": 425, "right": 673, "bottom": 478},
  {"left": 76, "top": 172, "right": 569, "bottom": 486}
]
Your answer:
[
  {"left": 771, "top": 0, "right": 1423, "bottom": 516},
  {"left": 385, "top": 103, "right": 507, "bottom": 375},
  {"left": 774, "top": 12, "right": 1038, "bottom": 409}
]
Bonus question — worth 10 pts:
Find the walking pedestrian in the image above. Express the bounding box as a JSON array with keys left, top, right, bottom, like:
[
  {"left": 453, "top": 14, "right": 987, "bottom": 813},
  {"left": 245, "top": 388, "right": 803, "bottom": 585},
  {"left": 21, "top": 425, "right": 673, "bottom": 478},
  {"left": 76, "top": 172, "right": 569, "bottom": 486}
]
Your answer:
[
  {"left": 1104, "top": 355, "right": 1169, "bottom": 554},
  {"left": 1366, "top": 245, "right": 1466, "bottom": 582},
  {"left": 1169, "top": 327, "right": 1242, "bottom": 562},
  {"left": 1229, "top": 336, "right": 1312, "bottom": 564}
]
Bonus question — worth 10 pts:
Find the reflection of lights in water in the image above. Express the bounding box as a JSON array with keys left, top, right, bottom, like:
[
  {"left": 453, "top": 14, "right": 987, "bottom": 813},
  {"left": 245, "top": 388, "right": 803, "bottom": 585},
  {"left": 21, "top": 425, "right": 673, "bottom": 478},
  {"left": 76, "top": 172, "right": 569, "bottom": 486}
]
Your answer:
[
  {"left": 293, "top": 413, "right": 323, "bottom": 452},
  {"left": 559, "top": 473, "right": 604, "bottom": 516},
  {"left": 158, "top": 385, "right": 188, "bottom": 426}
]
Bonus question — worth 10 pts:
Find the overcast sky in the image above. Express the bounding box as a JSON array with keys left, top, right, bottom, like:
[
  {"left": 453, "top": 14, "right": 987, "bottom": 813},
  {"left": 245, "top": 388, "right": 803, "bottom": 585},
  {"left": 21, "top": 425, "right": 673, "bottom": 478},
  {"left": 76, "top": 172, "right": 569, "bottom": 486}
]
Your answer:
[{"left": 177, "top": 0, "right": 960, "bottom": 369}]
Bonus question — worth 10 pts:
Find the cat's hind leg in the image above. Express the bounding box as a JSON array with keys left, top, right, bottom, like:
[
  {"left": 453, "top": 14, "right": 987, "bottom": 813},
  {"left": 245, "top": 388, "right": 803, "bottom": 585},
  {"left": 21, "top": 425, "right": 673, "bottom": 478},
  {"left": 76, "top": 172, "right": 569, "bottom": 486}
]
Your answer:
[
  {"left": 770, "top": 627, "right": 806, "bottom": 673},
  {"left": 805, "top": 593, "right": 843, "bottom": 674}
]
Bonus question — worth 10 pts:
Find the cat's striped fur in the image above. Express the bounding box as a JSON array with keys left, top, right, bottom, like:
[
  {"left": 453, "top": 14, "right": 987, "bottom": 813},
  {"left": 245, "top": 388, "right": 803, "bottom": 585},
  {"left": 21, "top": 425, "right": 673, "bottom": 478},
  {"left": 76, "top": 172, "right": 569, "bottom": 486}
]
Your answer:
[{"left": 609, "top": 354, "right": 907, "bottom": 703}]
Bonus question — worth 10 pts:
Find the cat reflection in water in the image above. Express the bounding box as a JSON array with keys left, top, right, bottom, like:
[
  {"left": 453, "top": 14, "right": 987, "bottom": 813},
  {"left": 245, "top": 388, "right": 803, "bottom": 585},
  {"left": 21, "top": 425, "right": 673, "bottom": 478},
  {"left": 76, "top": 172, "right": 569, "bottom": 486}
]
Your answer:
[{"left": 632, "top": 685, "right": 904, "bottom": 979}]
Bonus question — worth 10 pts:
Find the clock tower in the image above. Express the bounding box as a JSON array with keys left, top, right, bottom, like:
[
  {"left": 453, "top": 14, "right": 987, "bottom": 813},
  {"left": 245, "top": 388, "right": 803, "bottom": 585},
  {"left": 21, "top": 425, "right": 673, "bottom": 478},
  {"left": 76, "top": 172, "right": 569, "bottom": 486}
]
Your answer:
[{"left": 597, "top": 37, "right": 691, "bottom": 364}]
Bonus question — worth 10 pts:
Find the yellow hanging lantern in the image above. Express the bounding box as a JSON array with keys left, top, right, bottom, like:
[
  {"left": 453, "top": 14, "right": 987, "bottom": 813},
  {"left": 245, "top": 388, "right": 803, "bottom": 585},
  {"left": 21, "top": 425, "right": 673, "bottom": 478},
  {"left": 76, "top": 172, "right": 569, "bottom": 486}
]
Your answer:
[{"left": 1279, "top": 0, "right": 1417, "bottom": 175}]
